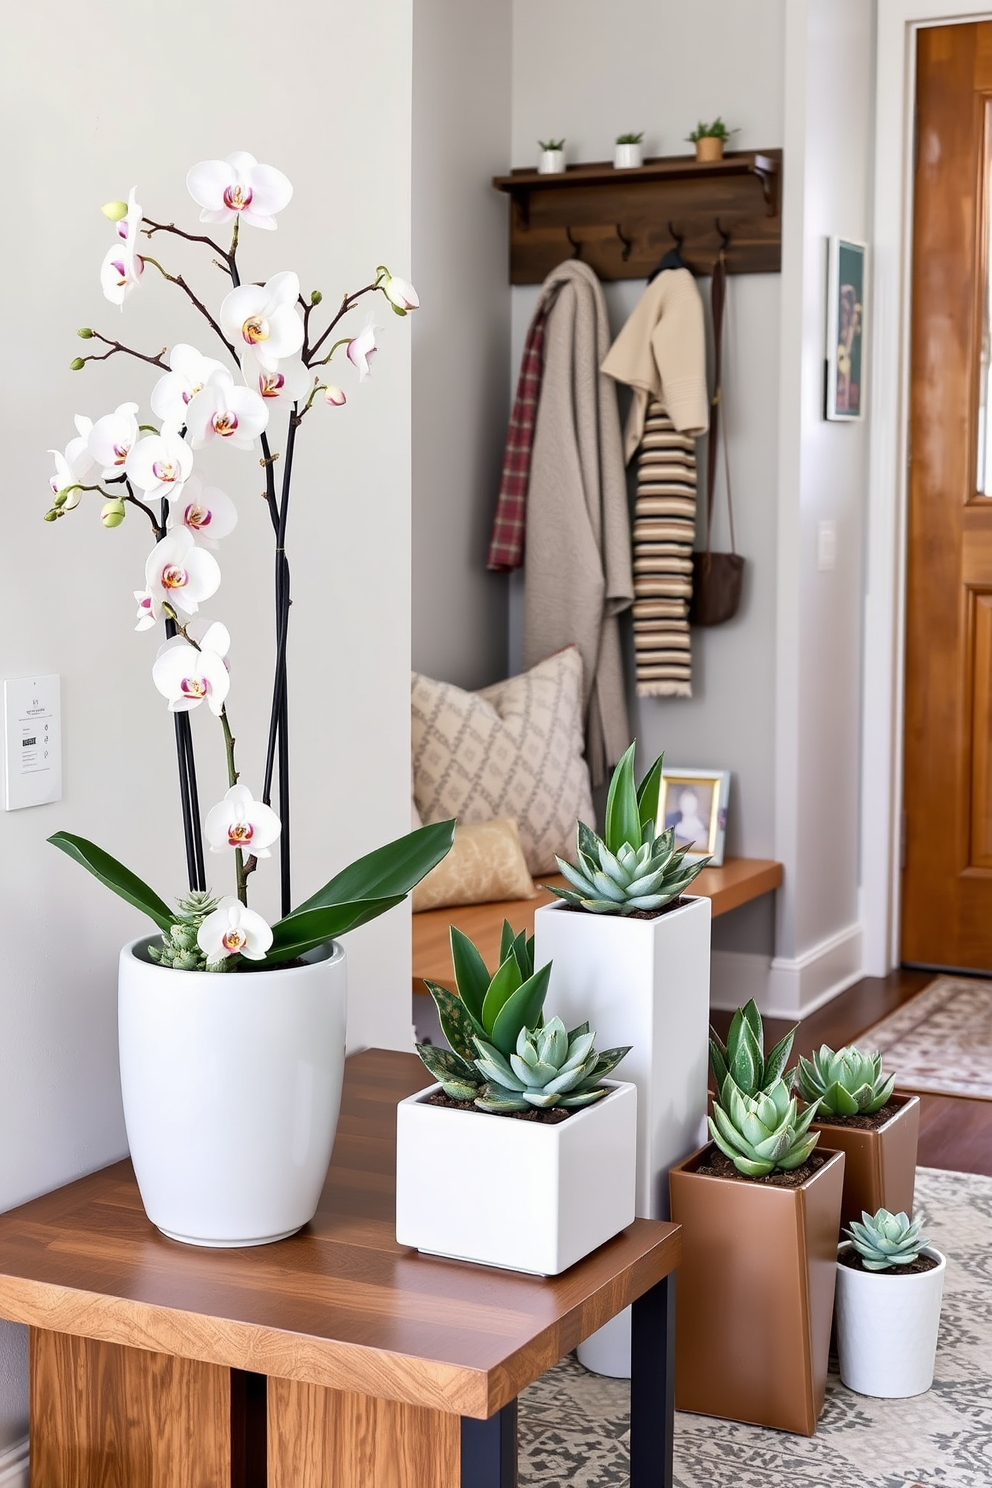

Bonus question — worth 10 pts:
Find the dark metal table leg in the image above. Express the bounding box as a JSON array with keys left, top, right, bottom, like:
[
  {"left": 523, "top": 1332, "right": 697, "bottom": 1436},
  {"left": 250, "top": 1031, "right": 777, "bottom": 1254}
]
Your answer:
[
  {"left": 460, "top": 1399, "right": 518, "bottom": 1488},
  {"left": 630, "top": 1274, "right": 675, "bottom": 1488}
]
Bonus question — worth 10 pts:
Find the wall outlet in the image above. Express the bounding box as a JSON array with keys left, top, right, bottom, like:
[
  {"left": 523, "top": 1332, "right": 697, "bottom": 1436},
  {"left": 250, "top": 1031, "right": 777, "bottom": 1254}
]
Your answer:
[{"left": 4, "top": 675, "right": 61, "bottom": 810}]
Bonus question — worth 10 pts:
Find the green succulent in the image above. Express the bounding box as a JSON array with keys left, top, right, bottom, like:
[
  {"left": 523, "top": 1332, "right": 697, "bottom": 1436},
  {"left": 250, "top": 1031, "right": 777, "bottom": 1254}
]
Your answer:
[
  {"left": 845, "top": 1208, "right": 930, "bottom": 1271},
  {"left": 473, "top": 1017, "right": 630, "bottom": 1113},
  {"left": 547, "top": 742, "right": 709, "bottom": 915},
  {"left": 616, "top": 131, "right": 645, "bottom": 145},
  {"left": 415, "top": 921, "right": 551, "bottom": 1101},
  {"left": 538, "top": 137, "right": 566, "bottom": 151},
  {"left": 708, "top": 1077, "right": 821, "bottom": 1177},
  {"left": 709, "top": 999, "right": 796, "bottom": 1101},
  {"left": 148, "top": 890, "right": 222, "bottom": 972},
  {"left": 686, "top": 117, "right": 734, "bottom": 142},
  {"left": 795, "top": 1044, "right": 896, "bottom": 1117}
]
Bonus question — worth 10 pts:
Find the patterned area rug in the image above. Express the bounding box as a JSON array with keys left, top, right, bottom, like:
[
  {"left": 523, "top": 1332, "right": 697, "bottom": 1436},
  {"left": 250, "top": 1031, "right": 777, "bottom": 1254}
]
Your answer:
[
  {"left": 857, "top": 977, "right": 992, "bottom": 1100},
  {"left": 519, "top": 1167, "right": 992, "bottom": 1488}
]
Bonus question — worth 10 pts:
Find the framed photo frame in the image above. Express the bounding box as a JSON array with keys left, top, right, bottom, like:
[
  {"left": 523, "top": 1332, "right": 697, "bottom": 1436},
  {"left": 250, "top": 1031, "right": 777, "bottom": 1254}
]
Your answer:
[
  {"left": 658, "top": 768, "right": 731, "bottom": 867},
  {"left": 825, "top": 236, "right": 867, "bottom": 421}
]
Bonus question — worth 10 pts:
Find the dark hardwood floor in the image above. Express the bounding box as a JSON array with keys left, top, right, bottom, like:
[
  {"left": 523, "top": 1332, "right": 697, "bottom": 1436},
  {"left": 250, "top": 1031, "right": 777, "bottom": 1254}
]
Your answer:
[{"left": 712, "top": 970, "right": 992, "bottom": 1177}]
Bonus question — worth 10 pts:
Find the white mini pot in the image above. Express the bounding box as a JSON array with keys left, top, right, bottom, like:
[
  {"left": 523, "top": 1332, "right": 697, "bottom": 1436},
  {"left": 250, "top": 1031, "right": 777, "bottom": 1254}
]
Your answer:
[
  {"left": 537, "top": 149, "right": 566, "bottom": 175},
  {"left": 614, "top": 143, "right": 643, "bottom": 169},
  {"left": 834, "top": 1242, "right": 946, "bottom": 1397},
  {"left": 534, "top": 895, "right": 711, "bottom": 1371},
  {"left": 395, "top": 1080, "right": 636, "bottom": 1275},
  {"left": 119, "top": 936, "right": 347, "bottom": 1248}
]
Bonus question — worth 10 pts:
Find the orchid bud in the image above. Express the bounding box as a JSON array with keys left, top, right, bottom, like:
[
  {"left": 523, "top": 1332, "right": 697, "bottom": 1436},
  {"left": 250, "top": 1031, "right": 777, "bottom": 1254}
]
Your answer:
[
  {"left": 77, "top": 327, "right": 94, "bottom": 339},
  {"left": 324, "top": 385, "right": 346, "bottom": 407},
  {"left": 101, "top": 499, "right": 126, "bottom": 529},
  {"left": 53, "top": 487, "right": 73, "bottom": 509},
  {"left": 70, "top": 357, "right": 85, "bottom": 371},
  {"left": 101, "top": 200, "right": 129, "bottom": 221},
  {"left": 310, "top": 289, "right": 323, "bottom": 305},
  {"left": 43, "top": 510, "right": 59, "bottom": 523},
  {"left": 383, "top": 274, "right": 419, "bottom": 313}
]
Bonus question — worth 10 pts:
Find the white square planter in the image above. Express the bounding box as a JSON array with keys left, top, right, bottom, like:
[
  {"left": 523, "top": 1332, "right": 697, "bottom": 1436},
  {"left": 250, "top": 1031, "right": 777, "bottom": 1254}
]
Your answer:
[{"left": 395, "top": 1080, "right": 636, "bottom": 1276}]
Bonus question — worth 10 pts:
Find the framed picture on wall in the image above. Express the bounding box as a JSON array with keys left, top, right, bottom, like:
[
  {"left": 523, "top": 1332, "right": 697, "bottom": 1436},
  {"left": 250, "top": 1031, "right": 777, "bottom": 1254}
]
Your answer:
[
  {"left": 825, "top": 236, "right": 867, "bottom": 420},
  {"left": 658, "top": 768, "right": 731, "bottom": 867}
]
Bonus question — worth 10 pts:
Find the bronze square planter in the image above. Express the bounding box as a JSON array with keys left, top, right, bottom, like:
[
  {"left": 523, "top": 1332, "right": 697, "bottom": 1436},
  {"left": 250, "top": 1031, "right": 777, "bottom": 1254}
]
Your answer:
[
  {"left": 811, "top": 1092, "right": 920, "bottom": 1228},
  {"left": 669, "top": 1144, "right": 845, "bottom": 1436}
]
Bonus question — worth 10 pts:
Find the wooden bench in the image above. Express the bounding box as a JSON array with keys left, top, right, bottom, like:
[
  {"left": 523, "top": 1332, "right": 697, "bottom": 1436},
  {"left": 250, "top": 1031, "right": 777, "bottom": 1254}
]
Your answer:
[{"left": 413, "top": 855, "right": 783, "bottom": 994}]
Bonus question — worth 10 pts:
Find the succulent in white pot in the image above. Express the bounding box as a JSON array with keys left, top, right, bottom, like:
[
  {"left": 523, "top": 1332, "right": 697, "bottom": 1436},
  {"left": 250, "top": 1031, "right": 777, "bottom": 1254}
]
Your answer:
[
  {"left": 537, "top": 137, "right": 566, "bottom": 174},
  {"left": 835, "top": 1208, "right": 946, "bottom": 1397},
  {"left": 614, "top": 132, "right": 645, "bottom": 169}
]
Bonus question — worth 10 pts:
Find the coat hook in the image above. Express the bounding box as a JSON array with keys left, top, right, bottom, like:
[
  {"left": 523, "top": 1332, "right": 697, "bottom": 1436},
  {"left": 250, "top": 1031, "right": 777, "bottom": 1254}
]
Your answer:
[
  {"left": 715, "top": 218, "right": 732, "bottom": 251},
  {"left": 667, "top": 221, "right": 685, "bottom": 251},
  {"left": 565, "top": 225, "right": 582, "bottom": 259},
  {"left": 615, "top": 223, "right": 633, "bottom": 261}
]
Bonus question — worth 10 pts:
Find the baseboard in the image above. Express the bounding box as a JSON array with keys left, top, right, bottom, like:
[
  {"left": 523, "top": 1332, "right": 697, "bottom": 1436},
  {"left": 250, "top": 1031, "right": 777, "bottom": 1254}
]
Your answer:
[
  {"left": 710, "top": 921, "right": 864, "bottom": 1020},
  {"left": 0, "top": 1439, "right": 28, "bottom": 1488}
]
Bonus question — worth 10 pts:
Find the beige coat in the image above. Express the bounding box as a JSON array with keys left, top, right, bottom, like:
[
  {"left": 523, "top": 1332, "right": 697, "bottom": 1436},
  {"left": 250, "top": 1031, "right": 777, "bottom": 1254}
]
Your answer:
[{"left": 522, "top": 260, "right": 633, "bottom": 785}]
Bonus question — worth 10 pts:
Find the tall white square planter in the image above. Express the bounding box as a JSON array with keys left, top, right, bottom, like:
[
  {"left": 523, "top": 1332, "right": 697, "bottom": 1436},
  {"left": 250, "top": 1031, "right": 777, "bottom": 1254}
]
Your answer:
[
  {"left": 534, "top": 895, "right": 711, "bottom": 1370},
  {"left": 395, "top": 1080, "right": 636, "bottom": 1276}
]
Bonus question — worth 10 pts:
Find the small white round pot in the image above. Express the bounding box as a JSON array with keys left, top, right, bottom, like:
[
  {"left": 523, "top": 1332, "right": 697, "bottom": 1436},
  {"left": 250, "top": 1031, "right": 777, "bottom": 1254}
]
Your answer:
[
  {"left": 537, "top": 149, "right": 565, "bottom": 175},
  {"left": 119, "top": 936, "right": 347, "bottom": 1248},
  {"left": 614, "top": 143, "right": 643, "bottom": 169},
  {"left": 834, "top": 1242, "right": 946, "bottom": 1397}
]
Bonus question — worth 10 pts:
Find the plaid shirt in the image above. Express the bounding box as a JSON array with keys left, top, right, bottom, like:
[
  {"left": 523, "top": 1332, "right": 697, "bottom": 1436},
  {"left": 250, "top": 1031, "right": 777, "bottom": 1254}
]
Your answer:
[{"left": 486, "top": 304, "right": 549, "bottom": 571}]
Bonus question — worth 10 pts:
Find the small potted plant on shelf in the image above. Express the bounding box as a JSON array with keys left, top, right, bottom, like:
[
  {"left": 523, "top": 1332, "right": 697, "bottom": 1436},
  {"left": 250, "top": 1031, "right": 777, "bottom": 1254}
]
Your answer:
[
  {"left": 395, "top": 923, "right": 635, "bottom": 1275},
  {"left": 835, "top": 1208, "right": 945, "bottom": 1398},
  {"left": 537, "top": 137, "right": 566, "bottom": 174},
  {"left": 669, "top": 1000, "right": 845, "bottom": 1435},
  {"left": 686, "top": 117, "right": 735, "bottom": 162},
  {"left": 533, "top": 741, "right": 710, "bottom": 1373},
  {"left": 795, "top": 1044, "right": 920, "bottom": 1227},
  {"left": 614, "top": 132, "right": 645, "bottom": 169}
]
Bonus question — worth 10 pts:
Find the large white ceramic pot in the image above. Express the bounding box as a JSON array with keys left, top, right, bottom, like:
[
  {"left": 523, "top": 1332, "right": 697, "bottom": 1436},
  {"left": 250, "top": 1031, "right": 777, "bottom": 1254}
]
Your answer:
[
  {"left": 119, "top": 936, "right": 347, "bottom": 1247},
  {"left": 534, "top": 894, "right": 711, "bottom": 1372},
  {"left": 834, "top": 1242, "right": 946, "bottom": 1397}
]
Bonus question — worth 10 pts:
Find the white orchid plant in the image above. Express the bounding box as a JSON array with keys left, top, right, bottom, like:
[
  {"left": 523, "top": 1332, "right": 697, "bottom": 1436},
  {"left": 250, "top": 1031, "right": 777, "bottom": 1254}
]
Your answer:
[{"left": 45, "top": 151, "right": 451, "bottom": 972}]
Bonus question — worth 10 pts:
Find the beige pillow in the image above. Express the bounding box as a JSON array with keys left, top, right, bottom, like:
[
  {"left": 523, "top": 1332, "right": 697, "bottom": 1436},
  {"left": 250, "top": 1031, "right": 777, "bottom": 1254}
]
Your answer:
[
  {"left": 412, "top": 816, "right": 535, "bottom": 913},
  {"left": 412, "top": 646, "right": 594, "bottom": 874}
]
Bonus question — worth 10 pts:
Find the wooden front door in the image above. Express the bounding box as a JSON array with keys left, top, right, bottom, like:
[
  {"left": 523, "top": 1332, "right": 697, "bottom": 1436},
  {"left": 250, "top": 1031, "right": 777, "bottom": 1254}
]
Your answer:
[{"left": 903, "top": 21, "right": 992, "bottom": 970}]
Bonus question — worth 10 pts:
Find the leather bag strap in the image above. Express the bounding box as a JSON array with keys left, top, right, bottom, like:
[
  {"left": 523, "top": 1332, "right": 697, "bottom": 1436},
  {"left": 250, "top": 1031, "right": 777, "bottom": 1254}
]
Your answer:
[{"left": 705, "top": 249, "right": 736, "bottom": 557}]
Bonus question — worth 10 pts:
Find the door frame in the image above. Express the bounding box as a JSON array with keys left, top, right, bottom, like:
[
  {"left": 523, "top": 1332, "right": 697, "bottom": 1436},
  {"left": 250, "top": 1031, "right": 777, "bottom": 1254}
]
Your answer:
[{"left": 862, "top": 1, "right": 992, "bottom": 975}]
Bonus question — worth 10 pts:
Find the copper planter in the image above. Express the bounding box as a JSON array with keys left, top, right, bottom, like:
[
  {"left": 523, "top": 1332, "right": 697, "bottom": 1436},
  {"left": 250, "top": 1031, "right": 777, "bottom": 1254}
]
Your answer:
[
  {"left": 811, "top": 1092, "right": 920, "bottom": 1228},
  {"left": 669, "top": 1144, "right": 845, "bottom": 1435}
]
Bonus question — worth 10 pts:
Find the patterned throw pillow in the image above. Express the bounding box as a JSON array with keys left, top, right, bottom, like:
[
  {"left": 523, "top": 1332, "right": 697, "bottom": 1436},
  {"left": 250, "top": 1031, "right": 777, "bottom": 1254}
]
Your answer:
[
  {"left": 411, "top": 817, "right": 535, "bottom": 912},
  {"left": 411, "top": 646, "right": 594, "bottom": 874}
]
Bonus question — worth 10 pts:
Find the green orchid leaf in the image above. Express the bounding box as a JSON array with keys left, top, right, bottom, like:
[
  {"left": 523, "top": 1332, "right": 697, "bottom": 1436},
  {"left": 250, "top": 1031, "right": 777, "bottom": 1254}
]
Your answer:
[
  {"left": 288, "top": 819, "right": 455, "bottom": 918},
  {"left": 604, "top": 742, "right": 642, "bottom": 855},
  {"left": 48, "top": 832, "right": 173, "bottom": 933},
  {"left": 449, "top": 925, "right": 491, "bottom": 1023},
  {"left": 265, "top": 895, "right": 405, "bottom": 963},
  {"left": 635, "top": 753, "right": 665, "bottom": 834}
]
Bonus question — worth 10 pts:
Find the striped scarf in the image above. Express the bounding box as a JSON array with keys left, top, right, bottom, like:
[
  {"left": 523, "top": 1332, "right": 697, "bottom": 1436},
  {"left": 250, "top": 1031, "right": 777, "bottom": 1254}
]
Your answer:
[{"left": 632, "top": 400, "right": 697, "bottom": 697}]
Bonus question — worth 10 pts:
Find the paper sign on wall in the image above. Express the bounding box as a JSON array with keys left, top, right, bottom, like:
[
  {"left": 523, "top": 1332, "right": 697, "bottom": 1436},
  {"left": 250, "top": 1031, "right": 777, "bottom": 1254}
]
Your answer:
[{"left": 4, "top": 675, "right": 62, "bottom": 810}]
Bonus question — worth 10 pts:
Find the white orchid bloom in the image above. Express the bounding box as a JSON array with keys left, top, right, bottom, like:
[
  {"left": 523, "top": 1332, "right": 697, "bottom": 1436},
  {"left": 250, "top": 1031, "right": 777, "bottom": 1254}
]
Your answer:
[
  {"left": 142, "top": 527, "right": 221, "bottom": 621},
  {"left": 48, "top": 418, "right": 96, "bottom": 508},
  {"left": 125, "top": 430, "right": 194, "bottom": 502},
  {"left": 172, "top": 476, "right": 237, "bottom": 547},
  {"left": 87, "top": 402, "right": 139, "bottom": 477},
  {"left": 220, "top": 271, "right": 303, "bottom": 372},
  {"left": 346, "top": 320, "right": 379, "bottom": 381},
  {"left": 186, "top": 152, "right": 292, "bottom": 232},
  {"left": 185, "top": 368, "right": 268, "bottom": 450},
  {"left": 151, "top": 344, "right": 227, "bottom": 428},
  {"left": 197, "top": 897, "right": 274, "bottom": 962},
  {"left": 205, "top": 784, "right": 281, "bottom": 858},
  {"left": 152, "top": 622, "right": 231, "bottom": 716},
  {"left": 251, "top": 356, "right": 312, "bottom": 408},
  {"left": 100, "top": 188, "right": 144, "bottom": 306},
  {"left": 383, "top": 273, "right": 419, "bottom": 313},
  {"left": 133, "top": 590, "right": 156, "bottom": 631}
]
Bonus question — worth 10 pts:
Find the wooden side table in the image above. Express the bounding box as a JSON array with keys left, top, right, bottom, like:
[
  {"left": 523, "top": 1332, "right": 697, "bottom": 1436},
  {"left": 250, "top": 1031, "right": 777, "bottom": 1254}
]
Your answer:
[{"left": 0, "top": 1049, "right": 680, "bottom": 1487}]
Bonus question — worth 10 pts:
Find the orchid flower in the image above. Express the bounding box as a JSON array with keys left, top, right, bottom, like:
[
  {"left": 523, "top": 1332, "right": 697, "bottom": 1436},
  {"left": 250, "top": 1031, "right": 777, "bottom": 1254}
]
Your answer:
[
  {"left": 150, "top": 344, "right": 227, "bottom": 428},
  {"left": 172, "top": 476, "right": 237, "bottom": 547},
  {"left": 205, "top": 784, "right": 281, "bottom": 858},
  {"left": 48, "top": 416, "right": 96, "bottom": 508},
  {"left": 141, "top": 527, "right": 221, "bottom": 621},
  {"left": 251, "top": 356, "right": 312, "bottom": 408},
  {"left": 197, "top": 897, "right": 274, "bottom": 962},
  {"left": 220, "top": 271, "right": 303, "bottom": 372},
  {"left": 100, "top": 188, "right": 144, "bottom": 306},
  {"left": 87, "top": 403, "right": 139, "bottom": 477},
  {"left": 125, "top": 430, "right": 193, "bottom": 502},
  {"left": 323, "top": 385, "right": 346, "bottom": 407},
  {"left": 185, "top": 368, "right": 268, "bottom": 450},
  {"left": 186, "top": 152, "right": 292, "bottom": 232},
  {"left": 152, "top": 622, "right": 231, "bottom": 715},
  {"left": 133, "top": 590, "right": 156, "bottom": 632},
  {"left": 346, "top": 319, "right": 379, "bottom": 381},
  {"left": 382, "top": 273, "right": 419, "bottom": 314}
]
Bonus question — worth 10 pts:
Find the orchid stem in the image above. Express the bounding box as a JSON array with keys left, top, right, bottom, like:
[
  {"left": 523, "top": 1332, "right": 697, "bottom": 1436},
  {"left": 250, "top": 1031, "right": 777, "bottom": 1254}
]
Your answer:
[
  {"left": 142, "top": 256, "right": 238, "bottom": 361},
  {"left": 159, "top": 494, "right": 206, "bottom": 893},
  {"left": 80, "top": 334, "right": 169, "bottom": 371},
  {"left": 220, "top": 708, "right": 248, "bottom": 907},
  {"left": 305, "top": 280, "right": 381, "bottom": 363}
]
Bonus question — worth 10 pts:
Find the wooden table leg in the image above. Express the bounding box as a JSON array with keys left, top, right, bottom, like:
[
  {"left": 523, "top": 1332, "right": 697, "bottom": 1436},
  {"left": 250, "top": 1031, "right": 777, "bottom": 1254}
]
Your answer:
[
  {"left": 29, "top": 1328, "right": 232, "bottom": 1487},
  {"left": 268, "top": 1379, "right": 461, "bottom": 1487},
  {"left": 460, "top": 1401, "right": 517, "bottom": 1488},
  {"left": 630, "top": 1274, "right": 675, "bottom": 1488}
]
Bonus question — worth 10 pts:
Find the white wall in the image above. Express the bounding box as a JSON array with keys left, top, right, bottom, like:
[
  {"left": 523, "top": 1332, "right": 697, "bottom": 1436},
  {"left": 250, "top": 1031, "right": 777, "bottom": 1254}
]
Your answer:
[
  {"left": 411, "top": 0, "right": 512, "bottom": 689},
  {"left": 0, "top": 0, "right": 416, "bottom": 1449}
]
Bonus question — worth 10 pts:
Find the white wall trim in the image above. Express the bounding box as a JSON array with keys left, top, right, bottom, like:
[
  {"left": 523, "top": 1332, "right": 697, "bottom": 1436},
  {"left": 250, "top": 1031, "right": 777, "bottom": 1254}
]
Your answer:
[
  {"left": 0, "top": 1440, "right": 28, "bottom": 1488},
  {"left": 711, "top": 921, "right": 864, "bottom": 1020},
  {"left": 862, "top": 1, "right": 992, "bottom": 975}
]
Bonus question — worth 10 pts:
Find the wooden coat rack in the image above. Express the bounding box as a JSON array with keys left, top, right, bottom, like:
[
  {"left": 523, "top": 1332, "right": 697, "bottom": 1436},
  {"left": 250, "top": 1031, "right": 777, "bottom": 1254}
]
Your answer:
[{"left": 492, "top": 149, "right": 782, "bottom": 282}]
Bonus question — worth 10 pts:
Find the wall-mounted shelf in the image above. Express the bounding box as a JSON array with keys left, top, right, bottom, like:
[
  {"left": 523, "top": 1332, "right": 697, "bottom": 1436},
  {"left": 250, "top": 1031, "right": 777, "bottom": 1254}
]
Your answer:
[{"left": 492, "top": 149, "right": 782, "bottom": 283}]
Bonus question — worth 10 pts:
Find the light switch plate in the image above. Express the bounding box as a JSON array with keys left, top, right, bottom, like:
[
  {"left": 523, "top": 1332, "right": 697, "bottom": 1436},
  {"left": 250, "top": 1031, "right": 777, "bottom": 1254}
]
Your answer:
[{"left": 4, "top": 675, "right": 62, "bottom": 810}]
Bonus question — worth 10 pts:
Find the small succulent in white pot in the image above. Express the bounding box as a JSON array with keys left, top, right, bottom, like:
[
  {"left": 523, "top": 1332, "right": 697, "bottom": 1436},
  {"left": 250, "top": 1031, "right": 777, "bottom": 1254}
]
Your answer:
[
  {"left": 835, "top": 1207, "right": 946, "bottom": 1398},
  {"left": 537, "top": 138, "right": 566, "bottom": 174},
  {"left": 614, "top": 131, "right": 644, "bottom": 169}
]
